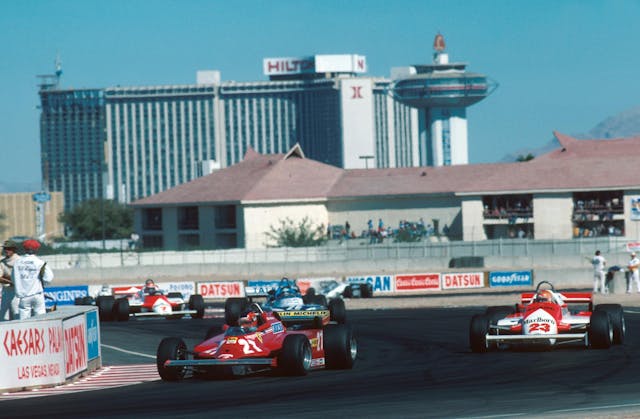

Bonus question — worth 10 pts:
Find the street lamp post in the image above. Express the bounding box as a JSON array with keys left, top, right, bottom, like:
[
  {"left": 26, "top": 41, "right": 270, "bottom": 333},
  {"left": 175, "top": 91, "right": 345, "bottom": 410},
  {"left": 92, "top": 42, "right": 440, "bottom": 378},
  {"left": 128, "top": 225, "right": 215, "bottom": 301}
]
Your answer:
[
  {"left": 359, "top": 155, "right": 375, "bottom": 169},
  {"left": 91, "top": 159, "right": 106, "bottom": 250}
]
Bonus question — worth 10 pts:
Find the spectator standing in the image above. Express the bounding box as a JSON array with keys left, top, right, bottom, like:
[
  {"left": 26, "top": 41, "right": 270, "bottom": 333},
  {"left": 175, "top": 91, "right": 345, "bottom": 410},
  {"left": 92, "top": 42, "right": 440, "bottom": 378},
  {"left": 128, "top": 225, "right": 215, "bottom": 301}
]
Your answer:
[
  {"left": 345, "top": 221, "right": 351, "bottom": 236},
  {"left": 627, "top": 252, "right": 640, "bottom": 293},
  {"left": 591, "top": 250, "right": 607, "bottom": 294},
  {"left": 13, "top": 239, "right": 53, "bottom": 319},
  {"left": 0, "top": 240, "right": 20, "bottom": 321}
]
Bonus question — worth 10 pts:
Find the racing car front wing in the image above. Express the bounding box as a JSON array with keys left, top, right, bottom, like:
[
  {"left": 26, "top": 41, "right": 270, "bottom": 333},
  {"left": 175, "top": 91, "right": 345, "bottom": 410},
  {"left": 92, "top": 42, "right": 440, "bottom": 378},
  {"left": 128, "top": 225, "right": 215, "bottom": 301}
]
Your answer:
[
  {"left": 131, "top": 309, "right": 199, "bottom": 317},
  {"left": 164, "top": 358, "right": 275, "bottom": 367},
  {"left": 486, "top": 333, "right": 588, "bottom": 345}
]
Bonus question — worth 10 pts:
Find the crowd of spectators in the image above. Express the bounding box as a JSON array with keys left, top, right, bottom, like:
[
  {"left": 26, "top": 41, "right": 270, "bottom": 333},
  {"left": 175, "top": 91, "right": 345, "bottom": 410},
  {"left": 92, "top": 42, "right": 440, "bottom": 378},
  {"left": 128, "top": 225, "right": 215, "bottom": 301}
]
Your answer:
[{"left": 327, "top": 218, "right": 445, "bottom": 244}]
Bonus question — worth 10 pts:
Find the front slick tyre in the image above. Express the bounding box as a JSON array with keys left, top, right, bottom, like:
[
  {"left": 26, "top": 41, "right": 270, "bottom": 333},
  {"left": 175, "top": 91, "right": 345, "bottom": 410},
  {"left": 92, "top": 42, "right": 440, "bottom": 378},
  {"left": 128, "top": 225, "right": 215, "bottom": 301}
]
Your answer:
[
  {"left": 328, "top": 298, "right": 347, "bottom": 324},
  {"left": 324, "top": 323, "right": 357, "bottom": 369},
  {"left": 469, "top": 314, "right": 491, "bottom": 353},
  {"left": 594, "top": 304, "right": 625, "bottom": 345},
  {"left": 589, "top": 310, "right": 612, "bottom": 349},
  {"left": 156, "top": 337, "right": 188, "bottom": 381},
  {"left": 278, "top": 334, "right": 312, "bottom": 376}
]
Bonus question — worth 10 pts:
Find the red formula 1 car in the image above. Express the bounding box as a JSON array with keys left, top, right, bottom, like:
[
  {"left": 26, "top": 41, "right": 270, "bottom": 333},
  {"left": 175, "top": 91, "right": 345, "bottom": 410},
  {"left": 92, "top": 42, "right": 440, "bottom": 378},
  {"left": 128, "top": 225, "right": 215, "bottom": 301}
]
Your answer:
[
  {"left": 156, "top": 303, "right": 356, "bottom": 380},
  {"left": 469, "top": 281, "right": 625, "bottom": 352},
  {"left": 97, "top": 286, "right": 205, "bottom": 321}
]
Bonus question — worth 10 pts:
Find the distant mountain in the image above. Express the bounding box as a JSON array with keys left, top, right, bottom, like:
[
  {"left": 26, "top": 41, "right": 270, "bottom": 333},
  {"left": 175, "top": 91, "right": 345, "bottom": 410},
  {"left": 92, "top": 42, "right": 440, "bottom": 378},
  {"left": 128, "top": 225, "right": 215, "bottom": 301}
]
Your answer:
[{"left": 500, "top": 106, "right": 640, "bottom": 162}]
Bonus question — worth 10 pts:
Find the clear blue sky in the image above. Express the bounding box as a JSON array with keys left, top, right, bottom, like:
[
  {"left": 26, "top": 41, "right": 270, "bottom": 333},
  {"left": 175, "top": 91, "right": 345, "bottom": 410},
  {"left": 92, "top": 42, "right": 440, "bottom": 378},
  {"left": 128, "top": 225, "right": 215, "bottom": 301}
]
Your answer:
[{"left": 2, "top": 0, "right": 639, "bottom": 191}]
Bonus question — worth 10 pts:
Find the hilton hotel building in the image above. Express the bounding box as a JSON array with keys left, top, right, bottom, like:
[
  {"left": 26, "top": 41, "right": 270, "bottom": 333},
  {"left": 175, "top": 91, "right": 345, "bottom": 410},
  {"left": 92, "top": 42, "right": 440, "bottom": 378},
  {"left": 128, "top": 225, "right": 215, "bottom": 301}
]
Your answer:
[{"left": 39, "top": 54, "right": 421, "bottom": 209}]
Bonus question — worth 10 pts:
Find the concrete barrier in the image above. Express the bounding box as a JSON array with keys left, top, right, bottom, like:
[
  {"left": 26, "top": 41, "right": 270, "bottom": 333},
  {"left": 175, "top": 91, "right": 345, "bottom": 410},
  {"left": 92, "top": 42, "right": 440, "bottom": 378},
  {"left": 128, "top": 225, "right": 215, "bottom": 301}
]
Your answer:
[{"left": 0, "top": 306, "right": 101, "bottom": 393}]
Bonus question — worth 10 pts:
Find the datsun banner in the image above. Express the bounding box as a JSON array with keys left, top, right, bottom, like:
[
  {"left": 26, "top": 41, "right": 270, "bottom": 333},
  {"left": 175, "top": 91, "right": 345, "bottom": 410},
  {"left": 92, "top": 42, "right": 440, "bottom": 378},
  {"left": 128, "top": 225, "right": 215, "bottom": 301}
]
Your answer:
[
  {"left": 346, "top": 275, "right": 394, "bottom": 293},
  {"left": 489, "top": 270, "right": 533, "bottom": 287},
  {"left": 198, "top": 281, "right": 244, "bottom": 299},
  {"left": 63, "top": 314, "right": 88, "bottom": 378},
  {"left": 0, "top": 319, "right": 65, "bottom": 388},
  {"left": 395, "top": 273, "right": 441, "bottom": 292},
  {"left": 442, "top": 272, "right": 485, "bottom": 290}
]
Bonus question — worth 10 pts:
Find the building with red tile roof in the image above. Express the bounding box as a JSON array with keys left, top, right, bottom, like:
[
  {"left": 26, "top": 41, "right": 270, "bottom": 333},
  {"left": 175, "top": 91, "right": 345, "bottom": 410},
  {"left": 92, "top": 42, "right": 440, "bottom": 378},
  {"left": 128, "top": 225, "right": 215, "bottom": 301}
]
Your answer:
[{"left": 131, "top": 133, "right": 640, "bottom": 249}]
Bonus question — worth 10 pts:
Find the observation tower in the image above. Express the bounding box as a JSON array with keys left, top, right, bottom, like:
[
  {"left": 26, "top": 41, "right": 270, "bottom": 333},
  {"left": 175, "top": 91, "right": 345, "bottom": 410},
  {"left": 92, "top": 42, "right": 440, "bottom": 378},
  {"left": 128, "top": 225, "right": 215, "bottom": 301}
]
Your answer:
[{"left": 390, "top": 34, "right": 496, "bottom": 166}]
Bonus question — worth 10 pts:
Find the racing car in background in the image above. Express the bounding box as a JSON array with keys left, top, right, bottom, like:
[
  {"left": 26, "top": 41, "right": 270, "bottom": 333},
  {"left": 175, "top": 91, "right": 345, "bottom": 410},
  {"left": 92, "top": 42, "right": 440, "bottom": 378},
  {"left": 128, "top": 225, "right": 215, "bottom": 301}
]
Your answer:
[
  {"left": 470, "top": 281, "right": 625, "bottom": 352},
  {"left": 311, "top": 279, "right": 374, "bottom": 300},
  {"left": 156, "top": 302, "right": 357, "bottom": 380},
  {"left": 76, "top": 285, "right": 204, "bottom": 322},
  {"left": 224, "top": 278, "right": 346, "bottom": 327}
]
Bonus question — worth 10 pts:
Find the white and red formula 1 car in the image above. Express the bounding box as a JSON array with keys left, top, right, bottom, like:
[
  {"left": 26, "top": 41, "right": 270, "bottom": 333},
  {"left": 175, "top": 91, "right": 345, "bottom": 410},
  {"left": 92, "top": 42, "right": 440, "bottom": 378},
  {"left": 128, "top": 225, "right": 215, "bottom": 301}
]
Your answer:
[
  {"left": 85, "top": 286, "right": 205, "bottom": 321},
  {"left": 470, "top": 281, "right": 625, "bottom": 352}
]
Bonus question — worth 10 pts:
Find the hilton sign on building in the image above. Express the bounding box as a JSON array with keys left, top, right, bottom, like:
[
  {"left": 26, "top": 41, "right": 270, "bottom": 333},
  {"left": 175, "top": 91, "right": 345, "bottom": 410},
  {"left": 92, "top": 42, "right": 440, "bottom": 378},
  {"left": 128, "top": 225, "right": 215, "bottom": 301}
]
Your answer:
[
  {"left": 39, "top": 38, "right": 491, "bottom": 210},
  {"left": 263, "top": 54, "right": 367, "bottom": 77}
]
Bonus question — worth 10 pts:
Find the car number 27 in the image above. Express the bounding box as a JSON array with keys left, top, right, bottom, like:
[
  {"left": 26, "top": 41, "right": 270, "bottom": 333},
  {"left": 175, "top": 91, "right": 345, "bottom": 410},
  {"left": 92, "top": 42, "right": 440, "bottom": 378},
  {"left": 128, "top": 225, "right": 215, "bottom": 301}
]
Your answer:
[{"left": 238, "top": 338, "right": 263, "bottom": 354}]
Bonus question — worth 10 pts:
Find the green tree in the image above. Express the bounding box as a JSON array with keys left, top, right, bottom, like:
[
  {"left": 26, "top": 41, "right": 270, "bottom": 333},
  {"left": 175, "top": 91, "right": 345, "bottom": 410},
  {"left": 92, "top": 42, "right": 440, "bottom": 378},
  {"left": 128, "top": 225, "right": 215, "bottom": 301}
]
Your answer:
[
  {"left": 516, "top": 153, "right": 535, "bottom": 162},
  {"left": 265, "top": 217, "right": 327, "bottom": 247},
  {"left": 58, "top": 199, "right": 133, "bottom": 240}
]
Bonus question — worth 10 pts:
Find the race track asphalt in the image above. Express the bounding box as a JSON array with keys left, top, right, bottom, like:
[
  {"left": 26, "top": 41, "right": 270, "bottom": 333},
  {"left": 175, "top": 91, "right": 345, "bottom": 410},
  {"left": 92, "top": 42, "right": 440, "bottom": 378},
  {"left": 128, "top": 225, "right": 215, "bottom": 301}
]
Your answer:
[{"left": 3, "top": 303, "right": 640, "bottom": 418}]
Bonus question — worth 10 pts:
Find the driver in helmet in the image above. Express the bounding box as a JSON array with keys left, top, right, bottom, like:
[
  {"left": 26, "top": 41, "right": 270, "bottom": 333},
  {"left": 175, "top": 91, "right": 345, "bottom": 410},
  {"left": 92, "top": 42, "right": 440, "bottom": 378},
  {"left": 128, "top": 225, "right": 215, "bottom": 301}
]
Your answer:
[
  {"left": 238, "top": 311, "right": 258, "bottom": 333},
  {"left": 142, "top": 278, "right": 159, "bottom": 295},
  {"left": 534, "top": 289, "right": 554, "bottom": 303},
  {"left": 276, "top": 285, "right": 294, "bottom": 299}
]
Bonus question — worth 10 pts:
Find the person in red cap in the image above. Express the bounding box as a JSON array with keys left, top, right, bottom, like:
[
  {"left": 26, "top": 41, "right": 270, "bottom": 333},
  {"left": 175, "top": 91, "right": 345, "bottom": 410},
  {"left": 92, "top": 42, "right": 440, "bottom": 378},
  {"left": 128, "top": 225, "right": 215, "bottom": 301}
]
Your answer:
[
  {"left": 0, "top": 240, "right": 21, "bottom": 321},
  {"left": 12, "top": 239, "right": 54, "bottom": 319}
]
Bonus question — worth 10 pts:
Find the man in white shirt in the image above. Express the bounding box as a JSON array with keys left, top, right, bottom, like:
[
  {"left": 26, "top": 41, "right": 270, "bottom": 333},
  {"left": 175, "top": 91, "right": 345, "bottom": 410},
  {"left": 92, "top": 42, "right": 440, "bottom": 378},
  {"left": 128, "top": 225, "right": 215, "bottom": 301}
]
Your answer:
[
  {"left": 12, "top": 239, "right": 53, "bottom": 319},
  {"left": 0, "top": 240, "right": 20, "bottom": 320},
  {"left": 627, "top": 252, "right": 640, "bottom": 294},
  {"left": 591, "top": 250, "right": 607, "bottom": 294}
]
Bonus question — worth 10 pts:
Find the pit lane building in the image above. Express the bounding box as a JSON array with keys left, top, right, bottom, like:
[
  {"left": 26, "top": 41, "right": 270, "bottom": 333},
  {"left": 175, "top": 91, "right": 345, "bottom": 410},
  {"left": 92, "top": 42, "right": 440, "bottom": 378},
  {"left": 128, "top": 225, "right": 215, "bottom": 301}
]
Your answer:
[{"left": 130, "top": 132, "right": 640, "bottom": 250}]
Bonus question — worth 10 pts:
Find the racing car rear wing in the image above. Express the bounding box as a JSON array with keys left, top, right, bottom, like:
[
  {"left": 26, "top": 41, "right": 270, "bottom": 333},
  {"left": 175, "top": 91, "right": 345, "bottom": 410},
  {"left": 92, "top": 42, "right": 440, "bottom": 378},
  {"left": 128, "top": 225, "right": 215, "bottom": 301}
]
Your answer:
[{"left": 520, "top": 292, "right": 593, "bottom": 305}]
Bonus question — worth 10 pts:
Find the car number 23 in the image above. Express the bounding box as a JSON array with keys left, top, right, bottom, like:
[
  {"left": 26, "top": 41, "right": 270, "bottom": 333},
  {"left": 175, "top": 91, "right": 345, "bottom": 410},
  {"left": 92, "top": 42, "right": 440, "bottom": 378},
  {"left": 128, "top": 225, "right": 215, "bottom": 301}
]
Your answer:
[{"left": 528, "top": 322, "right": 551, "bottom": 332}]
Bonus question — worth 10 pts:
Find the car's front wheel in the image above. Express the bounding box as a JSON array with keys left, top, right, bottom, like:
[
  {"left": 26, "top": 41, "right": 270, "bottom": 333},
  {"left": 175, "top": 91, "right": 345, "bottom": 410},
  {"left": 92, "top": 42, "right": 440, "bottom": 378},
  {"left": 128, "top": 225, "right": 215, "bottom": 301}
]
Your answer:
[
  {"left": 324, "top": 324, "right": 357, "bottom": 369},
  {"left": 157, "top": 337, "right": 188, "bottom": 381},
  {"left": 469, "top": 314, "right": 491, "bottom": 353},
  {"left": 113, "top": 298, "right": 130, "bottom": 322},
  {"left": 189, "top": 295, "right": 205, "bottom": 319},
  {"left": 96, "top": 296, "right": 115, "bottom": 322},
  {"left": 328, "top": 298, "right": 346, "bottom": 324},
  {"left": 278, "top": 334, "right": 312, "bottom": 376},
  {"left": 594, "top": 304, "right": 625, "bottom": 345},
  {"left": 589, "top": 310, "right": 612, "bottom": 349}
]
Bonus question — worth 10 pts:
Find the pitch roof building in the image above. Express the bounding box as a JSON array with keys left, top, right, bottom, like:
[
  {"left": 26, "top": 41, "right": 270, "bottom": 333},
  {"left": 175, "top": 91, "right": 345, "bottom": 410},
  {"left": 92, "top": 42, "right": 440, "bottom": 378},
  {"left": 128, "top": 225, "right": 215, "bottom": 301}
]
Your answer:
[{"left": 130, "top": 133, "right": 640, "bottom": 250}]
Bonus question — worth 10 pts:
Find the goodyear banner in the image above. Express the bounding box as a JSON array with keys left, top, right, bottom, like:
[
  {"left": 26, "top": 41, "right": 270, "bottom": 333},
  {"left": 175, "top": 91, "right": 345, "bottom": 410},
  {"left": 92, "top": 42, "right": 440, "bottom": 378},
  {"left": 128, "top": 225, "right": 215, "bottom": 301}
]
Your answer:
[{"left": 489, "top": 270, "right": 533, "bottom": 287}]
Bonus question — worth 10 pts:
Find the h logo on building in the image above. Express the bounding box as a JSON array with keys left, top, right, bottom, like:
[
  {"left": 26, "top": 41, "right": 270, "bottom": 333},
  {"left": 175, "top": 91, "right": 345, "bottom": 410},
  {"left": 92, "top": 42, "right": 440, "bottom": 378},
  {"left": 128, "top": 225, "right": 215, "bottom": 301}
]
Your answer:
[{"left": 351, "top": 86, "right": 363, "bottom": 99}]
